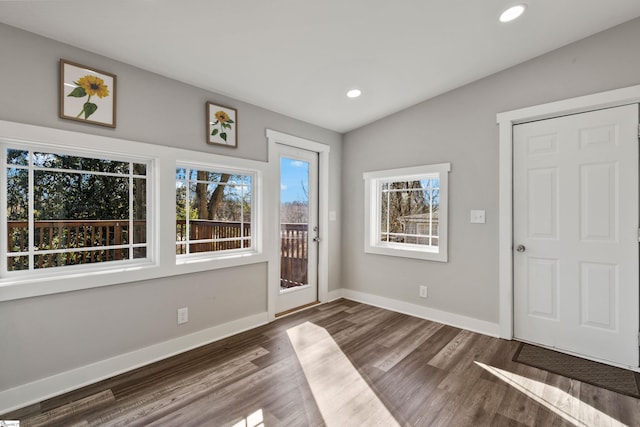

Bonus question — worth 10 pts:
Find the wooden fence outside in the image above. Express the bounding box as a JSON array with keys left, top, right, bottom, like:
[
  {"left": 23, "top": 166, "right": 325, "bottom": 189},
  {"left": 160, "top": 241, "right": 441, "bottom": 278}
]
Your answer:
[
  {"left": 7, "top": 220, "right": 308, "bottom": 286},
  {"left": 175, "top": 220, "right": 251, "bottom": 254},
  {"left": 280, "top": 223, "right": 308, "bottom": 288},
  {"left": 7, "top": 220, "right": 146, "bottom": 270}
]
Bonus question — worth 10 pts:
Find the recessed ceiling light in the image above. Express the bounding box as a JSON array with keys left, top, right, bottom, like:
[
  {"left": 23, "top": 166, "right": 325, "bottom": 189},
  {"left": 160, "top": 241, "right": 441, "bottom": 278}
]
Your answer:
[
  {"left": 499, "top": 4, "right": 526, "bottom": 23},
  {"left": 346, "top": 89, "right": 362, "bottom": 98}
]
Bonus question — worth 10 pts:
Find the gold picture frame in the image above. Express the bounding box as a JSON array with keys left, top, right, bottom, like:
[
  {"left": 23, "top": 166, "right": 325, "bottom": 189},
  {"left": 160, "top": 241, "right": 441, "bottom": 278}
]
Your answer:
[
  {"left": 207, "top": 102, "right": 237, "bottom": 147},
  {"left": 59, "top": 59, "right": 116, "bottom": 128}
]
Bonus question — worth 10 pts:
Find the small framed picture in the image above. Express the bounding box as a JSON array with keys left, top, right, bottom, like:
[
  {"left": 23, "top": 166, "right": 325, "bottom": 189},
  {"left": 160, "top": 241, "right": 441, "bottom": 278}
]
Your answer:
[
  {"left": 60, "top": 59, "right": 116, "bottom": 128},
  {"left": 207, "top": 102, "right": 237, "bottom": 147}
]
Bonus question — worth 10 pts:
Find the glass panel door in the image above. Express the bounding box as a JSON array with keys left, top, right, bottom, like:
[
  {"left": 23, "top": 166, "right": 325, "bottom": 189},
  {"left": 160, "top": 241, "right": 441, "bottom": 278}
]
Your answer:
[{"left": 276, "top": 146, "right": 318, "bottom": 313}]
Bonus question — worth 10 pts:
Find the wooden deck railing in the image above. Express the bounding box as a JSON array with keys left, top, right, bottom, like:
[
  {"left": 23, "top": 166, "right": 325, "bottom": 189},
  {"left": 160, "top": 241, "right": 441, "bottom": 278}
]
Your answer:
[
  {"left": 280, "top": 223, "right": 308, "bottom": 288},
  {"left": 7, "top": 220, "right": 146, "bottom": 270},
  {"left": 7, "top": 220, "right": 308, "bottom": 285},
  {"left": 175, "top": 220, "right": 251, "bottom": 254}
]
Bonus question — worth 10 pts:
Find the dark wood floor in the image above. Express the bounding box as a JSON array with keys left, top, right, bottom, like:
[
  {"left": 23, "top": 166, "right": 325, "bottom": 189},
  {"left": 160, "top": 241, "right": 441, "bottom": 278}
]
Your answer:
[{"left": 3, "top": 299, "right": 640, "bottom": 426}]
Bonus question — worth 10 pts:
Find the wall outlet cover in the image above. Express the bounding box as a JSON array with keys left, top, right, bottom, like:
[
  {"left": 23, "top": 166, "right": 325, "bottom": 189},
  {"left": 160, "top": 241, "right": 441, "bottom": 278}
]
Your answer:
[
  {"left": 177, "top": 307, "right": 189, "bottom": 324},
  {"left": 470, "top": 210, "right": 486, "bottom": 224}
]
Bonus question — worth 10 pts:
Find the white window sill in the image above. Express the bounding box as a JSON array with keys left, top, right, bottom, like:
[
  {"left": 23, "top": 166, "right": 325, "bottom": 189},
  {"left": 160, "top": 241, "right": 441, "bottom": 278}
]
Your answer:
[
  {"left": 365, "top": 243, "right": 447, "bottom": 262},
  {"left": 0, "top": 251, "right": 268, "bottom": 302}
]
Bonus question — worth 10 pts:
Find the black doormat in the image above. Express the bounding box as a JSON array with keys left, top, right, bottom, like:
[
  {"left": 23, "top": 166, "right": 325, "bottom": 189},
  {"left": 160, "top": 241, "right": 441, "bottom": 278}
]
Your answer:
[{"left": 513, "top": 342, "right": 640, "bottom": 399}]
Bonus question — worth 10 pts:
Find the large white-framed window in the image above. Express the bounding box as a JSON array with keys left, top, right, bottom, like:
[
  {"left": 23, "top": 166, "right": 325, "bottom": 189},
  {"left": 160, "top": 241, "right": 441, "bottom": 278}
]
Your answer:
[
  {"left": 363, "top": 163, "right": 450, "bottom": 262},
  {"left": 0, "top": 120, "right": 267, "bottom": 302},
  {"left": 176, "top": 165, "right": 255, "bottom": 260},
  {"left": 2, "top": 143, "right": 152, "bottom": 276}
]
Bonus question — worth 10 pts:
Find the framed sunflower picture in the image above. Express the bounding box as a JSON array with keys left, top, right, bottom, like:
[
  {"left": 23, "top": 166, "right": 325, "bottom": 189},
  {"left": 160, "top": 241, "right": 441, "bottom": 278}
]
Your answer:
[
  {"left": 60, "top": 59, "right": 116, "bottom": 128},
  {"left": 207, "top": 102, "right": 237, "bottom": 147}
]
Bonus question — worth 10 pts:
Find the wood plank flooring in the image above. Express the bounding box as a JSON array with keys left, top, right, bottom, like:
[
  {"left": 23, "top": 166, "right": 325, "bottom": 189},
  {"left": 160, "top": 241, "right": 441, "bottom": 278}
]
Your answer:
[{"left": 3, "top": 299, "right": 640, "bottom": 426}]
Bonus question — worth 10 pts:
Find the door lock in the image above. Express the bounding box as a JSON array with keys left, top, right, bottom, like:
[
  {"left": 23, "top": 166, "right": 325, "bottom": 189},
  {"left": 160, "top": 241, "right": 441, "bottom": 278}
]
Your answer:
[{"left": 516, "top": 244, "right": 526, "bottom": 252}]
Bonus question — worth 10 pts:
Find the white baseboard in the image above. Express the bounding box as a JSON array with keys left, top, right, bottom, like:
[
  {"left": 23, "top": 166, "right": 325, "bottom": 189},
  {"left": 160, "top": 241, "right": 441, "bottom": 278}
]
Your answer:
[
  {"left": 0, "top": 312, "right": 269, "bottom": 415},
  {"left": 339, "top": 289, "right": 500, "bottom": 338},
  {"left": 1, "top": 292, "right": 500, "bottom": 414},
  {"left": 326, "top": 289, "right": 345, "bottom": 302}
]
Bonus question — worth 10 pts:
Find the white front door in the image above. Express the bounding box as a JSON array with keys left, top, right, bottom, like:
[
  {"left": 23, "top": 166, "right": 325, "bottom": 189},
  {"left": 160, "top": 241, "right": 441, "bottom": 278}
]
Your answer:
[
  {"left": 513, "top": 104, "right": 639, "bottom": 367},
  {"left": 275, "top": 144, "right": 319, "bottom": 314}
]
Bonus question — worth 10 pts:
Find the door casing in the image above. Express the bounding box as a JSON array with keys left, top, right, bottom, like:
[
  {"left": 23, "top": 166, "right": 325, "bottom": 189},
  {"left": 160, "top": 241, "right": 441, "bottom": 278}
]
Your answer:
[
  {"left": 266, "top": 129, "right": 330, "bottom": 320},
  {"left": 497, "top": 84, "right": 640, "bottom": 370}
]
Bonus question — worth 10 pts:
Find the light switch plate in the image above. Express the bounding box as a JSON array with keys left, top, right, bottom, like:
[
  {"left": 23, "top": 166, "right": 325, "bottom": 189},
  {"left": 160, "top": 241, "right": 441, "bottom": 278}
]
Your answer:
[
  {"left": 470, "top": 210, "right": 486, "bottom": 224},
  {"left": 177, "top": 307, "right": 189, "bottom": 324}
]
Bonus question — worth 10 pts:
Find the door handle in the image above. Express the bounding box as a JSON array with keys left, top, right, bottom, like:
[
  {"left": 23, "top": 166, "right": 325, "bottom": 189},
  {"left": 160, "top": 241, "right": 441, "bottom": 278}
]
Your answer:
[
  {"left": 313, "top": 236, "right": 321, "bottom": 243},
  {"left": 516, "top": 244, "right": 526, "bottom": 252}
]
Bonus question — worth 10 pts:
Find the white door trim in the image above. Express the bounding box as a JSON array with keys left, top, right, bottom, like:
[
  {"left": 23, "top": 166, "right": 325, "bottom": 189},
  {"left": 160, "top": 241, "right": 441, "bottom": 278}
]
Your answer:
[
  {"left": 497, "top": 84, "right": 640, "bottom": 340},
  {"left": 266, "top": 129, "right": 330, "bottom": 320}
]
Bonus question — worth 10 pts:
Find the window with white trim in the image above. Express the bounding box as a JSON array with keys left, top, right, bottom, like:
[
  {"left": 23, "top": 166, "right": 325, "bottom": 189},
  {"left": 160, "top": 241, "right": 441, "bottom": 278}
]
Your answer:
[
  {"left": 3, "top": 146, "right": 150, "bottom": 273},
  {"left": 176, "top": 166, "right": 254, "bottom": 258},
  {"left": 363, "top": 163, "right": 450, "bottom": 262}
]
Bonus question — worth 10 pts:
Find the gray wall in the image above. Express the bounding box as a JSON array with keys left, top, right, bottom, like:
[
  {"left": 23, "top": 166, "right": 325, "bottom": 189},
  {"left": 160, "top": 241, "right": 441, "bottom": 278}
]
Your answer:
[
  {"left": 342, "top": 18, "right": 640, "bottom": 324},
  {"left": 0, "top": 24, "right": 342, "bottom": 391}
]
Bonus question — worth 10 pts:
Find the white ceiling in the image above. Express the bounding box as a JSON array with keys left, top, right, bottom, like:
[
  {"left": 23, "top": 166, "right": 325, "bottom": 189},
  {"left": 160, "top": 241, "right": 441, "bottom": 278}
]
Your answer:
[{"left": 2, "top": 1, "right": 640, "bottom": 133}]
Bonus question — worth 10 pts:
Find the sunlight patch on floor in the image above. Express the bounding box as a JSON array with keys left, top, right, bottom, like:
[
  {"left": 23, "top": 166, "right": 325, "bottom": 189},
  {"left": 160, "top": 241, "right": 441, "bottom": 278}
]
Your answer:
[
  {"left": 231, "top": 408, "right": 264, "bottom": 427},
  {"left": 287, "top": 321, "right": 400, "bottom": 427},
  {"left": 475, "top": 361, "right": 627, "bottom": 427}
]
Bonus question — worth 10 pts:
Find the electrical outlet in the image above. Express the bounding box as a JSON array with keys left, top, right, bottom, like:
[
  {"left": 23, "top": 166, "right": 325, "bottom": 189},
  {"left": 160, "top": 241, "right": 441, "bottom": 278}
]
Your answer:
[
  {"left": 419, "top": 285, "right": 428, "bottom": 298},
  {"left": 177, "top": 307, "right": 189, "bottom": 325},
  {"left": 470, "top": 210, "right": 486, "bottom": 224}
]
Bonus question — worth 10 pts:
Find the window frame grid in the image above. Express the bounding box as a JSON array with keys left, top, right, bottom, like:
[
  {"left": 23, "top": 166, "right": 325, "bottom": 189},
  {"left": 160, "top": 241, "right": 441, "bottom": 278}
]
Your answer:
[
  {"left": 175, "top": 164, "right": 256, "bottom": 261},
  {"left": 3, "top": 142, "right": 152, "bottom": 276},
  {"left": 0, "top": 120, "right": 267, "bottom": 302},
  {"left": 378, "top": 177, "right": 440, "bottom": 247},
  {"left": 364, "top": 163, "right": 450, "bottom": 262}
]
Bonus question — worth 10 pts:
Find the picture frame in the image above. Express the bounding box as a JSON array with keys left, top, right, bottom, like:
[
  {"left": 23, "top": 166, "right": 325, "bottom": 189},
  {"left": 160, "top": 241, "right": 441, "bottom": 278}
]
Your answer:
[
  {"left": 59, "top": 59, "right": 116, "bottom": 128},
  {"left": 207, "top": 102, "right": 237, "bottom": 147}
]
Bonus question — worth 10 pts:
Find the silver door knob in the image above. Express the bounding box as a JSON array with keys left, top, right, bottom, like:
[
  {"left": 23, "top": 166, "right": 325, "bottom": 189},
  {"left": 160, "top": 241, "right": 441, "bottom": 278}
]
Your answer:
[
  {"left": 313, "top": 236, "right": 321, "bottom": 243},
  {"left": 516, "top": 244, "right": 526, "bottom": 252}
]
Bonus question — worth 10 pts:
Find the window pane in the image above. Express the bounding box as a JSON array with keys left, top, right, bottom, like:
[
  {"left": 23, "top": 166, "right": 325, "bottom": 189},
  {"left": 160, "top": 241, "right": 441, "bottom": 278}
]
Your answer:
[
  {"left": 389, "top": 181, "right": 408, "bottom": 190},
  {"left": 4, "top": 148, "right": 151, "bottom": 272},
  {"left": 365, "top": 163, "right": 449, "bottom": 261},
  {"left": 176, "top": 168, "right": 253, "bottom": 256},
  {"left": 133, "top": 177, "right": 147, "bottom": 244},
  {"left": 176, "top": 242, "right": 186, "bottom": 255},
  {"left": 133, "top": 247, "right": 146, "bottom": 259},
  {"left": 7, "top": 255, "right": 28, "bottom": 271},
  {"left": 380, "top": 190, "right": 389, "bottom": 234},
  {"left": 34, "top": 171, "right": 129, "bottom": 221},
  {"left": 242, "top": 193, "right": 252, "bottom": 229},
  {"left": 7, "top": 222, "right": 28, "bottom": 253},
  {"left": 6, "top": 149, "right": 28, "bottom": 166},
  {"left": 32, "top": 221, "right": 131, "bottom": 251},
  {"left": 7, "top": 168, "right": 29, "bottom": 253},
  {"left": 176, "top": 181, "right": 188, "bottom": 220},
  {"left": 33, "top": 152, "right": 129, "bottom": 173},
  {"left": 176, "top": 168, "right": 187, "bottom": 180},
  {"left": 133, "top": 163, "right": 147, "bottom": 176},
  {"left": 34, "top": 248, "right": 130, "bottom": 269},
  {"left": 377, "top": 176, "right": 440, "bottom": 247},
  {"left": 7, "top": 168, "right": 28, "bottom": 221}
]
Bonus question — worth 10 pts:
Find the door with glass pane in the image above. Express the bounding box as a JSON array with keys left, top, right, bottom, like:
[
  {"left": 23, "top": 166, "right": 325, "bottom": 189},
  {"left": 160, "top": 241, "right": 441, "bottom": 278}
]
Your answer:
[{"left": 276, "top": 145, "right": 319, "bottom": 314}]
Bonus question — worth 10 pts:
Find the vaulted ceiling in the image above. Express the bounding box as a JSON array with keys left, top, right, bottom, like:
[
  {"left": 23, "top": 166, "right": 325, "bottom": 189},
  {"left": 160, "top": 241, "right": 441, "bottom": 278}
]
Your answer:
[{"left": 2, "top": 0, "right": 640, "bottom": 132}]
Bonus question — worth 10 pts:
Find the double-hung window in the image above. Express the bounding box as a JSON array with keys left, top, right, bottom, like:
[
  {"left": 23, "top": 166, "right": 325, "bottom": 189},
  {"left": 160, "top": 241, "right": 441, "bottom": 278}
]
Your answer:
[
  {"left": 363, "top": 163, "right": 450, "bottom": 262},
  {"left": 3, "top": 146, "right": 150, "bottom": 274},
  {"left": 176, "top": 166, "right": 255, "bottom": 259}
]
